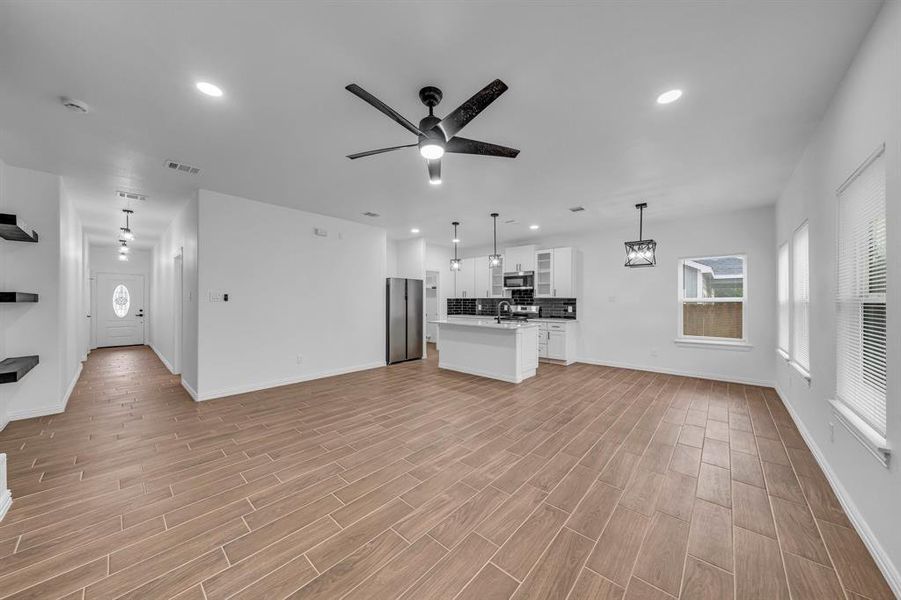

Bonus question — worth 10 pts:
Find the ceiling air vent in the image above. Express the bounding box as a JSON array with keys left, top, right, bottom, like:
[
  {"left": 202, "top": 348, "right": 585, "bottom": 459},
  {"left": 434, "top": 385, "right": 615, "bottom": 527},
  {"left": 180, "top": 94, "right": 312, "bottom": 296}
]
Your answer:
[
  {"left": 362, "top": 211, "right": 380, "bottom": 218},
  {"left": 569, "top": 206, "right": 586, "bottom": 213},
  {"left": 164, "top": 159, "right": 201, "bottom": 175},
  {"left": 117, "top": 190, "right": 147, "bottom": 202}
]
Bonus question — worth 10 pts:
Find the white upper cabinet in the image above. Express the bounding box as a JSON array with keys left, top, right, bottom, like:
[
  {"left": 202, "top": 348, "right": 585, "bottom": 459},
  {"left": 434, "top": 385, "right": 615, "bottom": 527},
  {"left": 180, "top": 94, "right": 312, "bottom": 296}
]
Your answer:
[
  {"left": 489, "top": 255, "right": 505, "bottom": 297},
  {"left": 473, "top": 256, "right": 491, "bottom": 298},
  {"left": 456, "top": 258, "right": 476, "bottom": 298},
  {"left": 534, "top": 247, "right": 579, "bottom": 298},
  {"left": 504, "top": 245, "right": 536, "bottom": 272}
]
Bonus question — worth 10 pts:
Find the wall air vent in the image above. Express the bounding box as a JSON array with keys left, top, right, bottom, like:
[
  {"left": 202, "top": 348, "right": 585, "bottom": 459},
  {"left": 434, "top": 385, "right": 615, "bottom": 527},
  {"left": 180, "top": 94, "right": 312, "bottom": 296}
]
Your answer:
[
  {"left": 504, "top": 219, "right": 517, "bottom": 224},
  {"left": 569, "top": 206, "right": 586, "bottom": 212},
  {"left": 116, "top": 191, "right": 147, "bottom": 202},
  {"left": 362, "top": 212, "right": 380, "bottom": 218},
  {"left": 164, "top": 159, "right": 201, "bottom": 175}
]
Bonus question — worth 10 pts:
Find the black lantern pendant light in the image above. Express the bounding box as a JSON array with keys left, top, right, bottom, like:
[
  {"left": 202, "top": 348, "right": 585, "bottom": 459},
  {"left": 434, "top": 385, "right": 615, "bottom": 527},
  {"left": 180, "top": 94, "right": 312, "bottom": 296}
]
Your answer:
[
  {"left": 624, "top": 202, "right": 657, "bottom": 267},
  {"left": 449, "top": 221, "right": 462, "bottom": 271},
  {"left": 488, "top": 213, "right": 501, "bottom": 267}
]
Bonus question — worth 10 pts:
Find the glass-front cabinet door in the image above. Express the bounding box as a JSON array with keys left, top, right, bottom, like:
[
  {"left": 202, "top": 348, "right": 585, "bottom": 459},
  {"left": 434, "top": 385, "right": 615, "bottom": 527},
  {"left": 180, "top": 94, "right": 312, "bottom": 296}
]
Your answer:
[
  {"left": 490, "top": 256, "right": 505, "bottom": 297},
  {"left": 535, "top": 250, "right": 554, "bottom": 297}
]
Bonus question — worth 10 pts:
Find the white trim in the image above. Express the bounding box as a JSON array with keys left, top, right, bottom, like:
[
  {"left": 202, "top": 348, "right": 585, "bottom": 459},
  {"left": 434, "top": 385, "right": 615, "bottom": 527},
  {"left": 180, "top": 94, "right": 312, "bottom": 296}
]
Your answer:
[
  {"left": 149, "top": 343, "right": 177, "bottom": 375},
  {"left": 193, "top": 361, "right": 386, "bottom": 402},
  {"left": 776, "top": 347, "right": 790, "bottom": 361},
  {"left": 576, "top": 356, "right": 773, "bottom": 388},
  {"left": 789, "top": 360, "right": 811, "bottom": 384},
  {"left": 828, "top": 399, "right": 891, "bottom": 466},
  {"left": 6, "top": 362, "right": 82, "bottom": 422},
  {"left": 0, "top": 413, "right": 8, "bottom": 433},
  {"left": 181, "top": 378, "right": 199, "bottom": 401},
  {"left": 673, "top": 338, "right": 753, "bottom": 351},
  {"left": 774, "top": 386, "right": 901, "bottom": 597},
  {"left": 0, "top": 453, "right": 10, "bottom": 523}
]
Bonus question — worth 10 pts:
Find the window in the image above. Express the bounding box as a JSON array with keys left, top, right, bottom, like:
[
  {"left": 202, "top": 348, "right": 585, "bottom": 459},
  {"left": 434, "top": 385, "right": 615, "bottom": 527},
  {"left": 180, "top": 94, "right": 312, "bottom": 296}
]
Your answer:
[
  {"left": 791, "top": 223, "right": 810, "bottom": 374},
  {"left": 112, "top": 284, "right": 130, "bottom": 318},
  {"left": 678, "top": 255, "right": 746, "bottom": 342},
  {"left": 777, "top": 243, "right": 790, "bottom": 356},
  {"left": 835, "top": 148, "right": 886, "bottom": 438}
]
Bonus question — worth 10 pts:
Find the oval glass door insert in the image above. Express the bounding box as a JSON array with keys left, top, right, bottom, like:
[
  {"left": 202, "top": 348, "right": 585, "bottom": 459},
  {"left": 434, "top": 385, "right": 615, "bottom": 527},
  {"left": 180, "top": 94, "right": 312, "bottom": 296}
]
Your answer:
[{"left": 113, "top": 284, "right": 130, "bottom": 318}]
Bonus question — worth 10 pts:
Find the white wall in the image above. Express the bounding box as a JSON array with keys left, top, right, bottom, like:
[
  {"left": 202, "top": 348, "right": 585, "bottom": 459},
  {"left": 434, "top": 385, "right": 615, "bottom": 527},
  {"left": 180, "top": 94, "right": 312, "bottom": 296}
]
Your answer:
[
  {"left": 426, "top": 243, "right": 454, "bottom": 321},
  {"left": 194, "top": 190, "right": 386, "bottom": 400},
  {"left": 514, "top": 206, "right": 777, "bottom": 386},
  {"left": 774, "top": 0, "right": 901, "bottom": 592},
  {"left": 150, "top": 195, "right": 198, "bottom": 392},
  {"left": 0, "top": 163, "right": 87, "bottom": 425}
]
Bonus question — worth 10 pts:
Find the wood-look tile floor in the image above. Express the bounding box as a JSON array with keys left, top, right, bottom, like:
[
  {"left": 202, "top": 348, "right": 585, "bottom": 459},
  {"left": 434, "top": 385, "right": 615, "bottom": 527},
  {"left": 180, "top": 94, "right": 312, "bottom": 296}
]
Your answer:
[{"left": 0, "top": 345, "right": 894, "bottom": 600}]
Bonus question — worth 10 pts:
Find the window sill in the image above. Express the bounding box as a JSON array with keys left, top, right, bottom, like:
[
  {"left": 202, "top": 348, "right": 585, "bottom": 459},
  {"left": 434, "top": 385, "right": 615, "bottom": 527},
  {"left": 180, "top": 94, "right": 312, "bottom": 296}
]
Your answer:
[
  {"left": 829, "top": 399, "right": 891, "bottom": 467},
  {"left": 788, "top": 360, "right": 811, "bottom": 385},
  {"left": 673, "top": 338, "right": 753, "bottom": 351},
  {"left": 776, "top": 348, "right": 790, "bottom": 361}
]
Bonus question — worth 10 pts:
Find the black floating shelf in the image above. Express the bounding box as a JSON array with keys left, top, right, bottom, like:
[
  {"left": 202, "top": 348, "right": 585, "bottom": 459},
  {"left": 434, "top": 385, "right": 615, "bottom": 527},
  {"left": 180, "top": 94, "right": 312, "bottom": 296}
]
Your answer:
[
  {"left": 0, "top": 355, "right": 39, "bottom": 384},
  {"left": 0, "top": 292, "right": 39, "bottom": 303},
  {"left": 0, "top": 213, "right": 39, "bottom": 242}
]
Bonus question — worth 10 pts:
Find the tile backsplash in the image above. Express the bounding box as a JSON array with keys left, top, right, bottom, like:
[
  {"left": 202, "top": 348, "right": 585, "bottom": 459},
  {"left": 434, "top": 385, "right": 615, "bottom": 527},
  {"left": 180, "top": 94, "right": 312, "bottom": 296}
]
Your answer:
[{"left": 447, "top": 291, "right": 576, "bottom": 319}]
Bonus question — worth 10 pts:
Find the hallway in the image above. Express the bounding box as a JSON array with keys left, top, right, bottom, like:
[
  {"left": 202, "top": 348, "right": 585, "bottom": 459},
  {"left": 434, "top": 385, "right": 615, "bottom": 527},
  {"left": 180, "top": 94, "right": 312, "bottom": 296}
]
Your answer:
[{"left": 0, "top": 346, "right": 893, "bottom": 599}]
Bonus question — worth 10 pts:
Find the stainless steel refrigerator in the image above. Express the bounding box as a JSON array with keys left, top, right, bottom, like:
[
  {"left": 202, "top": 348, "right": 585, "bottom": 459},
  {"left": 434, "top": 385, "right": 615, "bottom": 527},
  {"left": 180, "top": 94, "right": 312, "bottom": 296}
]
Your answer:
[{"left": 386, "top": 277, "right": 423, "bottom": 364}]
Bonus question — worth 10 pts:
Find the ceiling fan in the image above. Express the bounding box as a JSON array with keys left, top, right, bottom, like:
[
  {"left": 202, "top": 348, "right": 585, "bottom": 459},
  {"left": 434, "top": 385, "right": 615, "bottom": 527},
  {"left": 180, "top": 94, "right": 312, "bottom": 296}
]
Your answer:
[{"left": 345, "top": 79, "right": 519, "bottom": 184}]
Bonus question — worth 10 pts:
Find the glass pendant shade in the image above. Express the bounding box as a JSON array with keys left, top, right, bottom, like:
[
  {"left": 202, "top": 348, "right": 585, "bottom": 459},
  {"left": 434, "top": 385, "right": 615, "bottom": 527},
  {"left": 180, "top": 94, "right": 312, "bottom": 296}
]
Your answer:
[
  {"left": 488, "top": 213, "right": 501, "bottom": 268},
  {"left": 118, "top": 254, "right": 129, "bottom": 261},
  {"left": 449, "top": 221, "right": 461, "bottom": 271},
  {"left": 624, "top": 239, "right": 657, "bottom": 267},
  {"left": 120, "top": 227, "right": 134, "bottom": 241},
  {"left": 624, "top": 203, "right": 657, "bottom": 268},
  {"left": 450, "top": 258, "right": 461, "bottom": 271},
  {"left": 489, "top": 254, "right": 501, "bottom": 267}
]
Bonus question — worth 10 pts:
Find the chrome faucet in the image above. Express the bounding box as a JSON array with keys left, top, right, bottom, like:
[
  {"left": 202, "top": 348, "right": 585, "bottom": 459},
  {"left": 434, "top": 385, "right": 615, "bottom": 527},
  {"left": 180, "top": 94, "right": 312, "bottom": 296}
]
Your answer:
[{"left": 496, "top": 300, "right": 511, "bottom": 324}]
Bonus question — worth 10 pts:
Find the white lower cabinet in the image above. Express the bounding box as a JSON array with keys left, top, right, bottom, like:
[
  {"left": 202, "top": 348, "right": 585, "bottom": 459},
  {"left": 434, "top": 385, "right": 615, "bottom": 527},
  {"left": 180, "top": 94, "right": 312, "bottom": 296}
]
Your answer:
[{"left": 536, "top": 321, "right": 577, "bottom": 365}]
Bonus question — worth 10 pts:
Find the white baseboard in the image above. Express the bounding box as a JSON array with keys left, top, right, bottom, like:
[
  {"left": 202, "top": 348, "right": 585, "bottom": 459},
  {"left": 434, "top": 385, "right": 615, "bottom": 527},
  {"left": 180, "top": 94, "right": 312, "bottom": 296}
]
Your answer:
[
  {"left": 0, "top": 413, "right": 8, "bottom": 433},
  {"left": 774, "top": 385, "right": 901, "bottom": 597},
  {"left": 149, "top": 343, "right": 177, "bottom": 374},
  {"left": 438, "top": 361, "right": 532, "bottom": 384},
  {"left": 0, "top": 453, "right": 9, "bottom": 522},
  {"left": 195, "top": 361, "right": 386, "bottom": 402},
  {"left": 181, "top": 378, "right": 199, "bottom": 401},
  {"left": 576, "top": 356, "right": 774, "bottom": 388},
  {"left": 6, "top": 362, "right": 82, "bottom": 422}
]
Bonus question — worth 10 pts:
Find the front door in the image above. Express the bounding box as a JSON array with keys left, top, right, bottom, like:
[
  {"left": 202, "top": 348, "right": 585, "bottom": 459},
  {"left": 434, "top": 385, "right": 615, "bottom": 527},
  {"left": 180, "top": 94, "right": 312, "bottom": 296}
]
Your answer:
[{"left": 97, "top": 273, "right": 145, "bottom": 347}]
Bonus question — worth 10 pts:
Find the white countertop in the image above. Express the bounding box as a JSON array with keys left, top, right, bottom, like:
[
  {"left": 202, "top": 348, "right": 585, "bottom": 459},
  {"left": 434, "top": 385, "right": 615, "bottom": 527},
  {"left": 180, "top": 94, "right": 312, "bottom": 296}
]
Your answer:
[{"left": 430, "top": 319, "right": 540, "bottom": 330}]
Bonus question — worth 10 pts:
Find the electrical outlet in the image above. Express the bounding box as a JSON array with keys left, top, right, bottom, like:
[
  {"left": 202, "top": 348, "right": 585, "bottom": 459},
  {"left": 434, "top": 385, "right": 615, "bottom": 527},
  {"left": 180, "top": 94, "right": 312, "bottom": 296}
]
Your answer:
[
  {"left": 650, "top": 347, "right": 659, "bottom": 358},
  {"left": 608, "top": 295, "right": 616, "bottom": 303},
  {"left": 296, "top": 355, "right": 303, "bottom": 365}
]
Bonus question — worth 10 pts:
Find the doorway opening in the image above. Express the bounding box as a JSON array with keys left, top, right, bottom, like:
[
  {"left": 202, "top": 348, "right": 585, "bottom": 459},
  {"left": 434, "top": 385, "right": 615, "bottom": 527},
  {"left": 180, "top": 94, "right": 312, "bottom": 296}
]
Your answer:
[{"left": 173, "top": 251, "right": 184, "bottom": 374}]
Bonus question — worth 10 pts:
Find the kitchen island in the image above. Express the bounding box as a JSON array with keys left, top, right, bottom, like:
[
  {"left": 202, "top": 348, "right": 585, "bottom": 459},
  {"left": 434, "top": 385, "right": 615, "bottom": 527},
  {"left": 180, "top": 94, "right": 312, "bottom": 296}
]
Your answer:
[{"left": 430, "top": 319, "right": 539, "bottom": 383}]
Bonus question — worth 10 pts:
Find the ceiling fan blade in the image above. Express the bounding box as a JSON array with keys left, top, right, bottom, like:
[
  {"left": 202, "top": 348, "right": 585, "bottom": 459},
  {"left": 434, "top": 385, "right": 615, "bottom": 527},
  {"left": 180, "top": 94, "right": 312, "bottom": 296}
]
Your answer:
[
  {"left": 445, "top": 136, "right": 519, "bottom": 158},
  {"left": 428, "top": 159, "right": 441, "bottom": 184},
  {"left": 437, "top": 79, "right": 508, "bottom": 140},
  {"left": 347, "top": 144, "right": 418, "bottom": 160},
  {"left": 346, "top": 84, "right": 426, "bottom": 137}
]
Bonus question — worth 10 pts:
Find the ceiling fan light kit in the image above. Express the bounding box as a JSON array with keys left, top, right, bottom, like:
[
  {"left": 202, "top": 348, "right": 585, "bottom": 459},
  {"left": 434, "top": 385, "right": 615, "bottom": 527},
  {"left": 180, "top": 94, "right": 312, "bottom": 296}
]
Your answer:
[
  {"left": 345, "top": 79, "right": 519, "bottom": 183},
  {"left": 624, "top": 203, "right": 657, "bottom": 268}
]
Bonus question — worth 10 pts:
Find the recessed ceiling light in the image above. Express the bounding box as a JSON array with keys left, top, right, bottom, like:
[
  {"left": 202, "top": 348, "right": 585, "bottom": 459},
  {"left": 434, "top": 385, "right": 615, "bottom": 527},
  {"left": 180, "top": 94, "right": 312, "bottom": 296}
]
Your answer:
[
  {"left": 529, "top": 225, "right": 540, "bottom": 230},
  {"left": 196, "top": 81, "right": 224, "bottom": 97},
  {"left": 410, "top": 228, "right": 420, "bottom": 234},
  {"left": 656, "top": 89, "right": 683, "bottom": 104}
]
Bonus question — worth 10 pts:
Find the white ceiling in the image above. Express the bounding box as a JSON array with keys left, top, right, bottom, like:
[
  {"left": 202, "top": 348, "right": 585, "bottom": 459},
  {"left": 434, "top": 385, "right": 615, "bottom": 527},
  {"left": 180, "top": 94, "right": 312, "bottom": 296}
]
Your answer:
[{"left": 0, "top": 0, "right": 883, "bottom": 249}]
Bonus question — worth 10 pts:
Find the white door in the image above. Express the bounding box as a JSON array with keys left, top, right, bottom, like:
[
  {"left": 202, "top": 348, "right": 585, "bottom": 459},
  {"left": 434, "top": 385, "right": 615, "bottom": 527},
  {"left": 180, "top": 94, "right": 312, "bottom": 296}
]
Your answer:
[{"left": 97, "top": 273, "right": 145, "bottom": 347}]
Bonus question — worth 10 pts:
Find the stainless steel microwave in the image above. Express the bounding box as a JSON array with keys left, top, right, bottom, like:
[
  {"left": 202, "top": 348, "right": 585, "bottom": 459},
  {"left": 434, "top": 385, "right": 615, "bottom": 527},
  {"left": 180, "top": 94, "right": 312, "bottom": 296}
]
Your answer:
[{"left": 503, "top": 271, "right": 534, "bottom": 289}]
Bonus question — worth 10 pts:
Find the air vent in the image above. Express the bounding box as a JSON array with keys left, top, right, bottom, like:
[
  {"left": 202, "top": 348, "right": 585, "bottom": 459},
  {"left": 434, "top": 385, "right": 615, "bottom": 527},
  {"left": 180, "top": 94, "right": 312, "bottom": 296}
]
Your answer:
[
  {"left": 362, "top": 211, "right": 380, "bottom": 218},
  {"left": 117, "top": 191, "right": 147, "bottom": 202},
  {"left": 569, "top": 206, "right": 585, "bottom": 212},
  {"left": 504, "top": 219, "right": 517, "bottom": 224},
  {"left": 164, "top": 159, "right": 201, "bottom": 175}
]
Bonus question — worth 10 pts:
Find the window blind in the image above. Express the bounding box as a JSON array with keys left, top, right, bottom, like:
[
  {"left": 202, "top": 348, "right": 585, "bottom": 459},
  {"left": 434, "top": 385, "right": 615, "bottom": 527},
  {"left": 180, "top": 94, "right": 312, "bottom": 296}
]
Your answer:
[
  {"left": 836, "top": 149, "right": 886, "bottom": 437},
  {"left": 778, "top": 243, "right": 790, "bottom": 353},
  {"left": 791, "top": 223, "right": 810, "bottom": 371}
]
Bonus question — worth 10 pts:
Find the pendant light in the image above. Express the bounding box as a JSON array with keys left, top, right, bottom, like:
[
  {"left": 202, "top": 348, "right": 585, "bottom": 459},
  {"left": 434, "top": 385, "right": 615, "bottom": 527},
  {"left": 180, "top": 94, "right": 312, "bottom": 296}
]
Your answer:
[
  {"left": 449, "top": 221, "right": 462, "bottom": 271},
  {"left": 624, "top": 202, "right": 657, "bottom": 267},
  {"left": 119, "top": 208, "right": 135, "bottom": 241},
  {"left": 488, "top": 213, "right": 501, "bottom": 267},
  {"left": 118, "top": 239, "right": 130, "bottom": 261}
]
